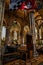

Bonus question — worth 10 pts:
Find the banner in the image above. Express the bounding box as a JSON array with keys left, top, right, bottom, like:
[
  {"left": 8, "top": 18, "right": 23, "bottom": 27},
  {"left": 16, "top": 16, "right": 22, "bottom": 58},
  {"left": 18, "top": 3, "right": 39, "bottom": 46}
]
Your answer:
[
  {"left": 9, "top": 0, "right": 37, "bottom": 10},
  {"left": 25, "top": 0, "right": 37, "bottom": 9}
]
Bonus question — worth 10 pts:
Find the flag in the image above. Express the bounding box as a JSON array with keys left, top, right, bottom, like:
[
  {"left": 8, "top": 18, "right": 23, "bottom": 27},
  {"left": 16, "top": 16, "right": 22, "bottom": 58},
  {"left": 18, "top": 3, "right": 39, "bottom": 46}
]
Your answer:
[
  {"left": 19, "top": 2, "right": 28, "bottom": 10},
  {"left": 25, "top": 0, "right": 37, "bottom": 9},
  {"left": 9, "top": 0, "right": 37, "bottom": 10},
  {"left": 9, "top": 0, "right": 23, "bottom": 10}
]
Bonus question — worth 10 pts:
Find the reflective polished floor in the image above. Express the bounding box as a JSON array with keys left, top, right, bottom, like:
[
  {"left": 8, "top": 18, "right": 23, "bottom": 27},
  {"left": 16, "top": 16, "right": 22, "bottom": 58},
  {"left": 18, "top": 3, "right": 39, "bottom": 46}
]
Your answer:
[{"left": 3, "top": 54, "right": 43, "bottom": 65}]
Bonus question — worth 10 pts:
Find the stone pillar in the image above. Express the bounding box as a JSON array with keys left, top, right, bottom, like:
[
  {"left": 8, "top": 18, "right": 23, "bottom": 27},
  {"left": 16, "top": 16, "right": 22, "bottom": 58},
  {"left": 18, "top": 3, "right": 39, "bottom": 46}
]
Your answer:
[
  {"left": 37, "top": 26, "right": 40, "bottom": 42},
  {"left": 29, "top": 12, "right": 32, "bottom": 34},
  {"left": 5, "top": 27, "right": 10, "bottom": 44},
  {"left": 0, "top": 0, "right": 5, "bottom": 65},
  {"left": 29, "top": 11, "right": 38, "bottom": 57}
]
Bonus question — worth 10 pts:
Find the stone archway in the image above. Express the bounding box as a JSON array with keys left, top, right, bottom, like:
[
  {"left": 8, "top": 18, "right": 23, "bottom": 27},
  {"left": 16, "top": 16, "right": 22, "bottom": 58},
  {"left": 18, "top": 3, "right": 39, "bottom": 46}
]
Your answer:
[
  {"left": 35, "top": 12, "right": 43, "bottom": 45},
  {"left": 10, "top": 21, "right": 21, "bottom": 45},
  {"left": 3, "top": 19, "right": 7, "bottom": 26},
  {"left": 22, "top": 25, "right": 30, "bottom": 45}
]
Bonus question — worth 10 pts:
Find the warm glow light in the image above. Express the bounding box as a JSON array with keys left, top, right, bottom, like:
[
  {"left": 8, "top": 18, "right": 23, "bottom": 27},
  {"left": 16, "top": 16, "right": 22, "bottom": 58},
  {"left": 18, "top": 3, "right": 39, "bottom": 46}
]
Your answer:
[
  {"left": 1, "top": 26, "right": 6, "bottom": 40},
  {"left": 34, "top": 12, "right": 40, "bottom": 18},
  {"left": 24, "top": 25, "right": 29, "bottom": 33},
  {"left": 36, "top": 16, "right": 42, "bottom": 20}
]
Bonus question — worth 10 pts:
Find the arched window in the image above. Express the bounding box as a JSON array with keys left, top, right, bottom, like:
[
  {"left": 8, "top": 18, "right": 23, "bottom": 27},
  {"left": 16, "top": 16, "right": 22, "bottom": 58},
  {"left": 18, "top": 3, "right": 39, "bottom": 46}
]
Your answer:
[
  {"left": 10, "top": 21, "right": 21, "bottom": 45},
  {"left": 14, "top": 31, "right": 17, "bottom": 40},
  {"left": 1, "top": 26, "right": 6, "bottom": 41}
]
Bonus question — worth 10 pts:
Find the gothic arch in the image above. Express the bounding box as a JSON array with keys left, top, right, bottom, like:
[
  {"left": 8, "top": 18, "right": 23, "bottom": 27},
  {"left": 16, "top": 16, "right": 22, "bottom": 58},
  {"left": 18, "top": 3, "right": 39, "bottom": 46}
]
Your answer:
[{"left": 3, "top": 18, "right": 7, "bottom": 26}]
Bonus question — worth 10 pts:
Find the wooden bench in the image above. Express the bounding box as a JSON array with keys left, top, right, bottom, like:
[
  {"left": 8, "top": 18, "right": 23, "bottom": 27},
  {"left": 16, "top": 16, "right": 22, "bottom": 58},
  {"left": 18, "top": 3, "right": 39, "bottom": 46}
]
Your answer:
[{"left": 2, "top": 52, "right": 20, "bottom": 65}]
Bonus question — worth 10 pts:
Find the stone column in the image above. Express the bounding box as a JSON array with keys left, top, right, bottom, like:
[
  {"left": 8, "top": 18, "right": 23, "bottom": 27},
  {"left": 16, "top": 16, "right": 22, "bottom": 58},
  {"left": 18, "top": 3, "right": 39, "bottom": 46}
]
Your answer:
[
  {"left": 0, "top": 0, "right": 5, "bottom": 65},
  {"left": 29, "top": 11, "right": 38, "bottom": 57},
  {"left": 5, "top": 27, "right": 10, "bottom": 44},
  {"left": 37, "top": 26, "right": 40, "bottom": 43}
]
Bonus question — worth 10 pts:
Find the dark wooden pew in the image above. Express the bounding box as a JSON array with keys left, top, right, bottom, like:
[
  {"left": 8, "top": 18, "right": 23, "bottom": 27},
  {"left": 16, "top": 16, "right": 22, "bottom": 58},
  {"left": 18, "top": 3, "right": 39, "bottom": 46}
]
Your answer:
[{"left": 2, "top": 52, "right": 20, "bottom": 65}]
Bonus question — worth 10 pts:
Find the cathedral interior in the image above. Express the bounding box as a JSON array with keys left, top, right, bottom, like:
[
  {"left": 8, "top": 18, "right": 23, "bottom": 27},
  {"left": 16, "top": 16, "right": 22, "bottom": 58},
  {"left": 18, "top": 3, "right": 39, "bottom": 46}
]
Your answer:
[{"left": 0, "top": 0, "right": 43, "bottom": 65}]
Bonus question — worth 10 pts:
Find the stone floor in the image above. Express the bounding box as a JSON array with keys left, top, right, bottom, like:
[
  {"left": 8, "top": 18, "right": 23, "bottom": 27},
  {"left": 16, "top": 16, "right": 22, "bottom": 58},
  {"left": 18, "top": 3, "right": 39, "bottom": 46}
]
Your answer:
[
  {"left": 4, "top": 54, "right": 43, "bottom": 65},
  {"left": 26, "top": 54, "right": 43, "bottom": 65}
]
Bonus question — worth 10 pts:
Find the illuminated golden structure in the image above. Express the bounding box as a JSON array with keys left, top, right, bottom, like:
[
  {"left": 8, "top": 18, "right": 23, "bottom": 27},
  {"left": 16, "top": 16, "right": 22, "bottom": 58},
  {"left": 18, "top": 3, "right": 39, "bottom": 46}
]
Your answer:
[{"left": 0, "top": 0, "right": 43, "bottom": 65}]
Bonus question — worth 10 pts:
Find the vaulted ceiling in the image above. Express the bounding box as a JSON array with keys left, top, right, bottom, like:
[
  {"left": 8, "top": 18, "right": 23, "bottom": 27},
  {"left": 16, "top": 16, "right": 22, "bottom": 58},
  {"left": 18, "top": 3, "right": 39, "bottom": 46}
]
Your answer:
[
  {"left": 4, "top": 0, "right": 43, "bottom": 27},
  {"left": 4, "top": 0, "right": 43, "bottom": 15}
]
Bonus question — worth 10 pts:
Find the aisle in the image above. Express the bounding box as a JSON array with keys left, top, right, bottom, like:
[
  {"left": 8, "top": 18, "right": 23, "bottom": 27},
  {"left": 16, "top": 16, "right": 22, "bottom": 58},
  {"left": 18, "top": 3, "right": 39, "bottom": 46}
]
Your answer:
[{"left": 4, "top": 54, "right": 43, "bottom": 65}]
